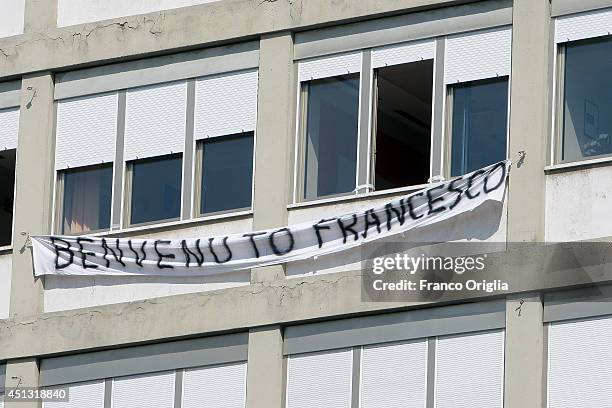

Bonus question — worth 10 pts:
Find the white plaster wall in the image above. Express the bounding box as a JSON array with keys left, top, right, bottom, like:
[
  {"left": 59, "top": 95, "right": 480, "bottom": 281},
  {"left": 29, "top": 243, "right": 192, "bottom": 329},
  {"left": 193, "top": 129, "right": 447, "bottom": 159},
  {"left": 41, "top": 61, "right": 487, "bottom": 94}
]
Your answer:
[
  {"left": 286, "top": 192, "right": 508, "bottom": 278},
  {"left": 0, "top": 254, "right": 12, "bottom": 318},
  {"left": 546, "top": 166, "right": 612, "bottom": 241},
  {"left": 44, "top": 217, "right": 252, "bottom": 312},
  {"left": 0, "top": 0, "right": 25, "bottom": 38},
  {"left": 57, "top": 0, "right": 221, "bottom": 27}
]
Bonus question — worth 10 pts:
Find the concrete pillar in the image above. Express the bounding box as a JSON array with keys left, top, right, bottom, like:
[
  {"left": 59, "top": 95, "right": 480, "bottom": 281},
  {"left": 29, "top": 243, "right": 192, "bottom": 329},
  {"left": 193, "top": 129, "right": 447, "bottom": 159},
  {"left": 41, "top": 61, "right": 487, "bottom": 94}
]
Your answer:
[
  {"left": 245, "top": 326, "right": 284, "bottom": 408},
  {"left": 506, "top": 0, "right": 552, "bottom": 242},
  {"left": 4, "top": 359, "right": 40, "bottom": 408},
  {"left": 504, "top": 293, "right": 545, "bottom": 408},
  {"left": 23, "top": 0, "right": 58, "bottom": 33},
  {"left": 251, "top": 32, "right": 296, "bottom": 283},
  {"left": 9, "top": 73, "right": 55, "bottom": 319}
]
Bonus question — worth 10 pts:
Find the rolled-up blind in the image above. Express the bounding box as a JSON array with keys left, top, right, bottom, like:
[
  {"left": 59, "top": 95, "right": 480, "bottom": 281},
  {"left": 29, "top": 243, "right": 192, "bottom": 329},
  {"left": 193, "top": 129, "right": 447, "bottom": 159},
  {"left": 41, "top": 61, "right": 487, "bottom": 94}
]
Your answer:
[
  {"left": 42, "top": 380, "right": 105, "bottom": 408},
  {"left": 445, "top": 26, "right": 512, "bottom": 84},
  {"left": 0, "top": 107, "right": 19, "bottom": 151},
  {"left": 55, "top": 92, "right": 118, "bottom": 170},
  {"left": 361, "top": 340, "right": 428, "bottom": 408},
  {"left": 124, "top": 81, "right": 187, "bottom": 161},
  {"left": 194, "top": 70, "right": 258, "bottom": 139},
  {"left": 113, "top": 371, "right": 174, "bottom": 408},
  {"left": 183, "top": 362, "right": 247, "bottom": 408},
  {"left": 372, "top": 39, "right": 435, "bottom": 69},
  {"left": 555, "top": 7, "right": 612, "bottom": 43},
  {"left": 435, "top": 330, "right": 505, "bottom": 408},
  {"left": 286, "top": 349, "right": 353, "bottom": 408},
  {"left": 548, "top": 316, "right": 612, "bottom": 408},
  {"left": 298, "top": 52, "right": 362, "bottom": 82}
]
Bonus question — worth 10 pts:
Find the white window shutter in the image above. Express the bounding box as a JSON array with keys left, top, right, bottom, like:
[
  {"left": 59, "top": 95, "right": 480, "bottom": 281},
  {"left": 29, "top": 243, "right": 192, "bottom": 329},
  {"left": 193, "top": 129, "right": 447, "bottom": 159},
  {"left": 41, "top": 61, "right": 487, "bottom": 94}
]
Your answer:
[
  {"left": 286, "top": 349, "right": 353, "bottom": 408},
  {"left": 55, "top": 93, "right": 117, "bottom": 170},
  {"left": 548, "top": 316, "right": 612, "bottom": 408},
  {"left": 435, "top": 330, "right": 505, "bottom": 408},
  {"left": 556, "top": 8, "right": 612, "bottom": 43},
  {"left": 445, "top": 27, "right": 512, "bottom": 84},
  {"left": 361, "top": 340, "right": 428, "bottom": 408},
  {"left": 112, "top": 371, "right": 175, "bottom": 408},
  {"left": 42, "top": 380, "right": 105, "bottom": 408},
  {"left": 194, "top": 70, "right": 258, "bottom": 139},
  {"left": 0, "top": 107, "right": 19, "bottom": 151},
  {"left": 124, "top": 81, "right": 187, "bottom": 161},
  {"left": 372, "top": 39, "right": 435, "bottom": 69},
  {"left": 183, "top": 362, "right": 247, "bottom": 408},
  {"left": 298, "top": 52, "right": 362, "bottom": 82}
]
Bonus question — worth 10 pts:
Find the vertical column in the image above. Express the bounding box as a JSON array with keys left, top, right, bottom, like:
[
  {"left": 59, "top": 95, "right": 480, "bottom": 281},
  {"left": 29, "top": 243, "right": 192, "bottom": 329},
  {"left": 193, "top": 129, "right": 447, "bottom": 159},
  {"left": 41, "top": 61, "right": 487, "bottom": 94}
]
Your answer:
[
  {"left": 23, "top": 0, "right": 58, "bottom": 33},
  {"left": 245, "top": 326, "right": 284, "bottom": 408},
  {"left": 506, "top": 0, "right": 551, "bottom": 242},
  {"left": 5, "top": 359, "right": 40, "bottom": 408},
  {"left": 504, "top": 293, "right": 545, "bottom": 408},
  {"left": 251, "top": 32, "right": 296, "bottom": 283}
]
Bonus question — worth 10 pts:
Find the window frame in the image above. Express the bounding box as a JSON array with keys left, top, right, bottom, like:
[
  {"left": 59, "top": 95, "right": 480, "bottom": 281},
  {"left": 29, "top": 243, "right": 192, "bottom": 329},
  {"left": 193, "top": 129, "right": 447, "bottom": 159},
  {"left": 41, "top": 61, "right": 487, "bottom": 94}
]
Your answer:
[
  {"left": 122, "top": 153, "right": 184, "bottom": 229},
  {"left": 194, "top": 132, "right": 255, "bottom": 219},
  {"left": 443, "top": 76, "right": 511, "bottom": 179},
  {"left": 54, "top": 163, "right": 115, "bottom": 236},
  {"left": 0, "top": 147, "right": 17, "bottom": 248}
]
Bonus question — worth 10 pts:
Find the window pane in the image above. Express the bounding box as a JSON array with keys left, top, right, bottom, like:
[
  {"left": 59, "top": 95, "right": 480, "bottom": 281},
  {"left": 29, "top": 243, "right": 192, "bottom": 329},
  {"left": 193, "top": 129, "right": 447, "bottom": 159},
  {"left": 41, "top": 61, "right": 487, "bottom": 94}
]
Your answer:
[
  {"left": 130, "top": 154, "right": 182, "bottom": 225},
  {"left": 200, "top": 132, "right": 254, "bottom": 214},
  {"left": 62, "top": 164, "right": 112, "bottom": 235},
  {"left": 450, "top": 78, "right": 508, "bottom": 177},
  {"left": 563, "top": 38, "right": 612, "bottom": 161},
  {"left": 0, "top": 149, "right": 16, "bottom": 245},
  {"left": 374, "top": 60, "right": 433, "bottom": 189},
  {"left": 303, "top": 74, "right": 359, "bottom": 200}
]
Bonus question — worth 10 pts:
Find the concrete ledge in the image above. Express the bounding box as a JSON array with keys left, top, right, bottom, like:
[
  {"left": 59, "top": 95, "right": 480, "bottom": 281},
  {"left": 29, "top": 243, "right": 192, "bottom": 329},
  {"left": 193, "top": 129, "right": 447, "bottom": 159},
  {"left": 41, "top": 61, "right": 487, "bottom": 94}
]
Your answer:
[{"left": 0, "top": 0, "right": 478, "bottom": 78}]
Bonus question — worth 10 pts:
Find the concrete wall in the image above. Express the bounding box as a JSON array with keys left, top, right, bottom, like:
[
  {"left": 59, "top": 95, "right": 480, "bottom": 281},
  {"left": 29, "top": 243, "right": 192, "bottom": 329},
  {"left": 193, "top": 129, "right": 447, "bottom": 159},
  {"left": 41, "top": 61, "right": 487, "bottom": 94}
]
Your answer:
[
  {"left": 0, "top": 0, "right": 25, "bottom": 38},
  {"left": 44, "top": 216, "right": 253, "bottom": 312},
  {"left": 57, "top": 0, "right": 221, "bottom": 27},
  {"left": 0, "top": 254, "right": 12, "bottom": 318},
  {"left": 545, "top": 165, "right": 612, "bottom": 241}
]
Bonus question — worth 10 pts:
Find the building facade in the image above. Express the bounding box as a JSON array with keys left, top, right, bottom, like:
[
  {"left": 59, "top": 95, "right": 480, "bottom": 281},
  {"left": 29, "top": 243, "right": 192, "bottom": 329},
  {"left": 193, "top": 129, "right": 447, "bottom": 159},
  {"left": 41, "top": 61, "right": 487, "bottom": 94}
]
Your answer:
[{"left": 0, "top": 0, "right": 611, "bottom": 407}]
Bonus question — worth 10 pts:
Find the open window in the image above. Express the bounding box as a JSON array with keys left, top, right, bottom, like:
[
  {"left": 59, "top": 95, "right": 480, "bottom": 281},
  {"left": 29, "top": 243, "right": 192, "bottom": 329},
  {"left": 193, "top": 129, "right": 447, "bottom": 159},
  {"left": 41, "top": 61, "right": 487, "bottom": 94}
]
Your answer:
[
  {"left": 372, "top": 59, "right": 433, "bottom": 189},
  {"left": 57, "top": 164, "right": 113, "bottom": 235},
  {"left": 447, "top": 77, "right": 509, "bottom": 177},
  {"left": 0, "top": 148, "right": 16, "bottom": 245}
]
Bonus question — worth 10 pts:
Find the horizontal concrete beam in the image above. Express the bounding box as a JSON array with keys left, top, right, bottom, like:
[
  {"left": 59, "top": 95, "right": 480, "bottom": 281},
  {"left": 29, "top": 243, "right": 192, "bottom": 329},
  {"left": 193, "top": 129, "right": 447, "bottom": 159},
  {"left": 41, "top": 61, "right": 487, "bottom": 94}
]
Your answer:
[
  {"left": 3, "top": 241, "right": 612, "bottom": 360},
  {"left": 0, "top": 0, "right": 477, "bottom": 78}
]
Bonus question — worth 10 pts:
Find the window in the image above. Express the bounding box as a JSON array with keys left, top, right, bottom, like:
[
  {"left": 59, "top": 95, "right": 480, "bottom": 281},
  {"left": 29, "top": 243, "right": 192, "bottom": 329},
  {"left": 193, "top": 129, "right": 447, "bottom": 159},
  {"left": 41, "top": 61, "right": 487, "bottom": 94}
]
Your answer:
[
  {"left": 449, "top": 78, "right": 509, "bottom": 177},
  {"left": 373, "top": 60, "right": 433, "bottom": 189},
  {"left": 0, "top": 149, "right": 15, "bottom": 246},
  {"left": 128, "top": 154, "right": 182, "bottom": 226},
  {"left": 59, "top": 164, "right": 113, "bottom": 235},
  {"left": 301, "top": 74, "right": 360, "bottom": 200},
  {"left": 198, "top": 132, "right": 254, "bottom": 215},
  {"left": 560, "top": 37, "right": 612, "bottom": 162}
]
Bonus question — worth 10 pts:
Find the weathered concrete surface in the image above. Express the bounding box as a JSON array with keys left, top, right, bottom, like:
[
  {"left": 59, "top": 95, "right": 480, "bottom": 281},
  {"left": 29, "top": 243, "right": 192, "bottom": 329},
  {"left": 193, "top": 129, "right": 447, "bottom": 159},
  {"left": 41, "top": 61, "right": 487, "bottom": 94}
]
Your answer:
[
  {"left": 504, "top": 293, "right": 545, "bottom": 408},
  {"left": 245, "top": 326, "right": 284, "bottom": 408},
  {"left": 24, "top": 0, "right": 58, "bottom": 33},
  {"left": 9, "top": 73, "right": 55, "bottom": 319},
  {"left": 0, "top": 0, "right": 476, "bottom": 78},
  {"left": 506, "top": 0, "right": 551, "bottom": 242},
  {"left": 4, "top": 358, "right": 39, "bottom": 408}
]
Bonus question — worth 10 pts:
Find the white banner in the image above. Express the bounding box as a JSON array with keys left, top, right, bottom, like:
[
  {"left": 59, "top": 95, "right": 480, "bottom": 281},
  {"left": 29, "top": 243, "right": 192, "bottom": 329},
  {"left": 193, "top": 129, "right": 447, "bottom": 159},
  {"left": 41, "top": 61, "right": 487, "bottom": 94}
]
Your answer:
[{"left": 32, "top": 160, "right": 510, "bottom": 277}]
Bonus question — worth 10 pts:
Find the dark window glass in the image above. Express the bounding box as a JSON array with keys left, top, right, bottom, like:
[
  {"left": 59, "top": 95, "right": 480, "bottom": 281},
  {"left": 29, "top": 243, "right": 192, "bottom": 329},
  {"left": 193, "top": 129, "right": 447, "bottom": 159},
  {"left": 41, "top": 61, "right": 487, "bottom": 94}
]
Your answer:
[
  {"left": 563, "top": 37, "right": 612, "bottom": 161},
  {"left": 200, "top": 132, "right": 254, "bottom": 214},
  {"left": 374, "top": 60, "right": 433, "bottom": 189},
  {"left": 450, "top": 78, "right": 508, "bottom": 177},
  {"left": 130, "top": 154, "right": 182, "bottom": 225},
  {"left": 0, "top": 149, "right": 16, "bottom": 245},
  {"left": 303, "top": 74, "right": 359, "bottom": 200},
  {"left": 62, "top": 164, "right": 112, "bottom": 235}
]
